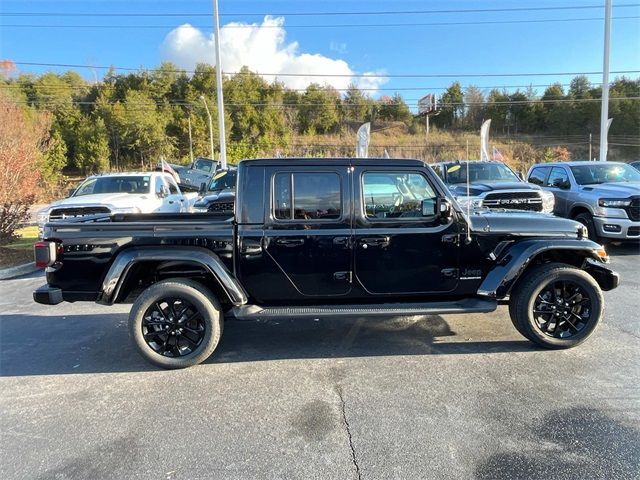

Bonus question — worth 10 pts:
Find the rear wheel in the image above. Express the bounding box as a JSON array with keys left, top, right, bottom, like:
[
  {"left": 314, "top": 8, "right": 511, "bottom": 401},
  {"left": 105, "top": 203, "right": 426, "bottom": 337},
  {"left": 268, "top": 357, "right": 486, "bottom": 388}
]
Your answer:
[
  {"left": 129, "top": 279, "right": 223, "bottom": 369},
  {"left": 509, "top": 263, "right": 603, "bottom": 349}
]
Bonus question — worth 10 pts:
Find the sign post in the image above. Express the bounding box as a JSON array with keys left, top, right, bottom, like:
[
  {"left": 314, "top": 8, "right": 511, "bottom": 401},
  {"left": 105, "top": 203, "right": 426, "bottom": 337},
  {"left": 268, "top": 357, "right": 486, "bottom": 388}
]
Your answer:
[{"left": 417, "top": 94, "right": 440, "bottom": 141}]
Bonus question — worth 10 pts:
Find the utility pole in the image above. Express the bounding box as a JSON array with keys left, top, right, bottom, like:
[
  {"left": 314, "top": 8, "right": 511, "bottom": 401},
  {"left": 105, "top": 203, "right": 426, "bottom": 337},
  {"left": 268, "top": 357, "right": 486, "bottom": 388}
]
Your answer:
[
  {"left": 200, "top": 95, "right": 215, "bottom": 160},
  {"left": 212, "top": 0, "right": 227, "bottom": 169},
  {"left": 589, "top": 133, "right": 592, "bottom": 161},
  {"left": 599, "top": 0, "right": 612, "bottom": 161},
  {"left": 188, "top": 114, "right": 194, "bottom": 163}
]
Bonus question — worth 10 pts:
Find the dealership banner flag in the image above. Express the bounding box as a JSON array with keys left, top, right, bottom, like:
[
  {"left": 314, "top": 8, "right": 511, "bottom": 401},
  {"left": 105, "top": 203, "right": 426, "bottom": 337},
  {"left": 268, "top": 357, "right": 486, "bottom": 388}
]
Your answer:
[
  {"left": 480, "top": 119, "right": 491, "bottom": 161},
  {"left": 356, "top": 122, "right": 371, "bottom": 158}
]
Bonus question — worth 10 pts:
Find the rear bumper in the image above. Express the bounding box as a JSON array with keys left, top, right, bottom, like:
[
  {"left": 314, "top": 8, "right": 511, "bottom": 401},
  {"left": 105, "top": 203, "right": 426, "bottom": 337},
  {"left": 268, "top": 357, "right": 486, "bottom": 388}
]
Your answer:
[
  {"left": 33, "top": 285, "right": 63, "bottom": 305},
  {"left": 593, "top": 216, "right": 640, "bottom": 240},
  {"left": 584, "top": 259, "right": 620, "bottom": 291}
]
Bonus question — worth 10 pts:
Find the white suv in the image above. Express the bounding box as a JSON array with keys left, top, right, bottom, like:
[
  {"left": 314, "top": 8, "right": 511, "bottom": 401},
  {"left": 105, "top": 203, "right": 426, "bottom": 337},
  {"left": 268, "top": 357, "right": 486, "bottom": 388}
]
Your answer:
[{"left": 38, "top": 172, "right": 190, "bottom": 227}]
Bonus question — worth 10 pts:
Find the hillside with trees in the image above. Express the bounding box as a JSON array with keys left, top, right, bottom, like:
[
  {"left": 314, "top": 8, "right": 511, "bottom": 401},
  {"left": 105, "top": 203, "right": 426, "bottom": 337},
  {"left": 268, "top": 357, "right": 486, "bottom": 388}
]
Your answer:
[{"left": 1, "top": 60, "right": 639, "bottom": 188}]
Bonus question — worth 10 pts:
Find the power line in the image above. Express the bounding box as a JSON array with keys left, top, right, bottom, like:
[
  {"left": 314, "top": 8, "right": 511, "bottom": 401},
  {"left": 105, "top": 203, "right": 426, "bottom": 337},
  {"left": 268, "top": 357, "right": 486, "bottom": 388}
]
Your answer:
[
  {"left": 11, "top": 62, "right": 640, "bottom": 78},
  {"left": 0, "top": 83, "right": 581, "bottom": 92},
  {"left": 2, "top": 3, "right": 638, "bottom": 17},
  {"left": 10, "top": 97, "right": 639, "bottom": 109},
  {"left": 3, "top": 16, "right": 639, "bottom": 29}
]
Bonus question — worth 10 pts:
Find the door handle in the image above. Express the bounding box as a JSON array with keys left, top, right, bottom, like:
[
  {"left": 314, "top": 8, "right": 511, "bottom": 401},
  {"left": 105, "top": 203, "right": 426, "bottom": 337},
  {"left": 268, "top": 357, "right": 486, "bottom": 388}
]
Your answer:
[
  {"left": 168, "top": 201, "right": 174, "bottom": 204},
  {"left": 359, "top": 236, "right": 390, "bottom": 248},
  {"left": 275, "top": 238, "right": 305, "bottom": 247}
]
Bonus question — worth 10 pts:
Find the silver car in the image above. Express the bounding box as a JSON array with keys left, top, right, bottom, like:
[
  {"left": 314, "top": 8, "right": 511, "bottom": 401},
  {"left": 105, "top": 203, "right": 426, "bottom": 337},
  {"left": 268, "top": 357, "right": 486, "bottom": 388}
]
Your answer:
[{"left": 527, "top": 161, "right": 640, "bottom": 242}]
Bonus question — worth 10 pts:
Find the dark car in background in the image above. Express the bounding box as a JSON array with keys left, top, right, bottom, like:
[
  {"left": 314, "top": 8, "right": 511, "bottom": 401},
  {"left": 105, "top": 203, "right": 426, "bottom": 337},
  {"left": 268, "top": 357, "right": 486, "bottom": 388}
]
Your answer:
[
  {"left": 526, "top": 161, "right": 640, "bottom": 242},
  {"left": 191, "top": 167, "right": 237, "bottom": 214},
  {"left": 432, "top": 160, "right": 555, "bottom": 213}
]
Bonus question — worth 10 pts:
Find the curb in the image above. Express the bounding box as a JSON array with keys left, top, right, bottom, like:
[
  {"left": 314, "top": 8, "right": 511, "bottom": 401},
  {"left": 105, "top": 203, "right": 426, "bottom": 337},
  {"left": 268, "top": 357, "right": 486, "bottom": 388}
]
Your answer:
[{"left": 0, "top": 262, "right": 40, "bottom": 280}]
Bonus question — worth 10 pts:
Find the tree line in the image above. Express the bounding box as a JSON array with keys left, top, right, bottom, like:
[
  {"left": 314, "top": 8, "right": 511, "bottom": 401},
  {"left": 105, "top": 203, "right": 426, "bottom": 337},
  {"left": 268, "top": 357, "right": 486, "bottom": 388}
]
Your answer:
[{"left": 1, "top": 61, "right": 638, "bottom": 181}]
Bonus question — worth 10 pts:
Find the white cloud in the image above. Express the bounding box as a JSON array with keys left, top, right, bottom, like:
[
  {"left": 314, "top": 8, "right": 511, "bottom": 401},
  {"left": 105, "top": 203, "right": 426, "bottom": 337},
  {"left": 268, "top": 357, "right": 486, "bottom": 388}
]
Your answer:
[{"left": 160, "top": 16, "right": 388, "bottom": 93}]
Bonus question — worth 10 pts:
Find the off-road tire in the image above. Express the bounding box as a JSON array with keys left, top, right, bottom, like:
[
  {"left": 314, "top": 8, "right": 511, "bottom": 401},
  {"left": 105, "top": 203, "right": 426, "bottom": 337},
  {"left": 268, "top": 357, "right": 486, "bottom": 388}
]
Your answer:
[
  {"left": 509, "top": 262, "right": 603, "bottom": 349},
  {"left": 129, "top": 278, "right": 223, "bottom": 369}
]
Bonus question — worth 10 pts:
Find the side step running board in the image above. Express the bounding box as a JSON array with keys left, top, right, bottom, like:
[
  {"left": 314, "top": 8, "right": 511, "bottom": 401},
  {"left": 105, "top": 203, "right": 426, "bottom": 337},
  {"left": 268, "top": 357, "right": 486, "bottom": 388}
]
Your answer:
[{"left": 230, "top": 298, "right": 497, "bottom": 320}]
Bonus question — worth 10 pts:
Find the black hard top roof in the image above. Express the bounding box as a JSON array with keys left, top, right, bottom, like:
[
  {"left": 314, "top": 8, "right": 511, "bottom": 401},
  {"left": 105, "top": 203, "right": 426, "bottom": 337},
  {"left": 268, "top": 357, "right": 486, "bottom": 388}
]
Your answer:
[{"left": 239, "top": 157, "right": 426, "bottom": 167}]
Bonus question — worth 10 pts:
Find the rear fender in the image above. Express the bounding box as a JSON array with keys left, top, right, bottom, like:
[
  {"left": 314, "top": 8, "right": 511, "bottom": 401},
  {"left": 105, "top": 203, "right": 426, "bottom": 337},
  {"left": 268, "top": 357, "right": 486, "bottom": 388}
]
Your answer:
[
  {"left": 477, "top": 239, "right": 608, "bottom": 299},
  {"left": 98, "top": 246, "right": 248, "bottom": 305}
]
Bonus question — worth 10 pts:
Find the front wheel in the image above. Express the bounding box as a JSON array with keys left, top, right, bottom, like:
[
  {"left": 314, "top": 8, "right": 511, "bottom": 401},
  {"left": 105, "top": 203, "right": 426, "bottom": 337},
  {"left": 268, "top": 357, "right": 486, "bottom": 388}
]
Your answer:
[
  {"left": 574, "top": 212, "right": 600, "bottom": 243},
  {"left": 129, "top": 279, "right": 223, "bottom": 369},
  {"left": 509, "top": 263, "right": 603, "bottom": 349}
]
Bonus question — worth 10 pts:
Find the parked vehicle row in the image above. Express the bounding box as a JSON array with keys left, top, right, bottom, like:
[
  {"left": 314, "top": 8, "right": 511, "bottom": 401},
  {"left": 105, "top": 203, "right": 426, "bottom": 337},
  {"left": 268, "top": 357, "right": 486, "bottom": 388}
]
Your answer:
[{"left": 37, "top": 159, "right": 639, "bottom": 247}]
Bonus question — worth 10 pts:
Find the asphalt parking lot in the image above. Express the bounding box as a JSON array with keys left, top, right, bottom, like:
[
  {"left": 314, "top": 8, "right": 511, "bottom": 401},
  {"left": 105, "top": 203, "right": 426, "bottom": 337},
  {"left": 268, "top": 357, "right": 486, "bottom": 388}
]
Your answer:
[{"left": 1, "top": 245, "right": 639, "bottom": 480}]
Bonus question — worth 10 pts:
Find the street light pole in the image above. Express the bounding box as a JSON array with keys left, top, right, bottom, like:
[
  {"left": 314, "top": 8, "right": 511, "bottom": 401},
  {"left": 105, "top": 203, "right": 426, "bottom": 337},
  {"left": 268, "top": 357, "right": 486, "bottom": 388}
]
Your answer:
[
  {"left": 599, "top": 0, "right": 612, "bottom": 161},
  {"left": 187, "top": 114, "right": 194, "bottom": 163},
  {"left": 200, "top": 95, "right": 215, "bottom": 160},
  {"left": 212, "top": 0, "right": 227, "bottom": 169}
]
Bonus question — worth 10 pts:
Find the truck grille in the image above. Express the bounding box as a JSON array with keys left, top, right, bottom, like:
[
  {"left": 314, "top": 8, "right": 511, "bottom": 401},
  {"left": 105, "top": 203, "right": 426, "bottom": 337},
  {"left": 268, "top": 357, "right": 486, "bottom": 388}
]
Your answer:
[
  {"left": 49, "top": 206, "right": 111, "bottom": 221},
  {"left": 207, "top": 202, "right": 234, "bottom": 212},
  {"left": 482, "top": 192, "right": 543, "bottom": 212},
  {"left": 626, "top": 197, "right": 640, "bottom": 221}
]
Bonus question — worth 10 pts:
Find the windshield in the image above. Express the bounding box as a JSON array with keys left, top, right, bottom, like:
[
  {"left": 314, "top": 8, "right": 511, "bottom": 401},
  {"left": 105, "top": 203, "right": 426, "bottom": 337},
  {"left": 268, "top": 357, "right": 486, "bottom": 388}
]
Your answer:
[
  {"left": 208, "top": 170, "right": 237, "bottom": 191},
  {"left": 570, "top": 163, "right": 640, "bottom": 185},
  {"left": 73, "top": 176, "right": 151, "bottom": 196},
  {"left": 193, "top": 158, "right": 215, "bottom": 173},
  {"left": 445, "top": 162, "right": 519, "bottom": 184}
]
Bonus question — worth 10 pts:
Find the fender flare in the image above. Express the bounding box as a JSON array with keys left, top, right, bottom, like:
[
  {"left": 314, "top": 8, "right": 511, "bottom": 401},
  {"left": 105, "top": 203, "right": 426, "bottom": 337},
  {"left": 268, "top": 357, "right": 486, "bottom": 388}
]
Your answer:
[
  {"left": 98, "top": 246, "right": 248, "bottom": 305},
  {"left": 477, "top": 239, "right": 605, "bottom": 299}
]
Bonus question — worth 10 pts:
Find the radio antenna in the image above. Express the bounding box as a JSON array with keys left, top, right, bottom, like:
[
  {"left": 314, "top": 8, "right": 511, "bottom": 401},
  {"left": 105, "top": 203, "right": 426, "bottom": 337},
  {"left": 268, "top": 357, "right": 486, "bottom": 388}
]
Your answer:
[{"left": 466, "top": 140, "right": 472, "bottom": 243}]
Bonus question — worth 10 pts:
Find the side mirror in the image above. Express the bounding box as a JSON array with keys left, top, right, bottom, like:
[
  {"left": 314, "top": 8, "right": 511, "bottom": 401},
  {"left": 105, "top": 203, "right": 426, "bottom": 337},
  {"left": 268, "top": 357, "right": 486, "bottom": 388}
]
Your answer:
[
  {"left": 158, "top": 185, "right": 169, "bottom": 198},
  {"left": 199, "top": 182, "right": 207, "bottom": 196},
  {"left": 421, "top": 198, "right": 437, "bottom": 216}
]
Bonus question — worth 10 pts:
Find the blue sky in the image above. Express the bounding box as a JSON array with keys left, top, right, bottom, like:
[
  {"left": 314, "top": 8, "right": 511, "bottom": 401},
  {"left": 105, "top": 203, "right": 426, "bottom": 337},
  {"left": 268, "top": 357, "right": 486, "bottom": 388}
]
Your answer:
[{"left": 1, "top": 0, "right": 639, "bottom": 102}]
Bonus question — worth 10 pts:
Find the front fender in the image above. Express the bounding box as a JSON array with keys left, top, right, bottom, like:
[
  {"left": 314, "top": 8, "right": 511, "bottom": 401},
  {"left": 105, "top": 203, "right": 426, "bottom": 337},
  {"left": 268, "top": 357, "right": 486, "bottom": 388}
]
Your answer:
[
  {"left": 477, "top": 239, "right": 606, "bottom": 299},
  {"left": 98, "top": 246, "right": 248, "bottom": 305}
]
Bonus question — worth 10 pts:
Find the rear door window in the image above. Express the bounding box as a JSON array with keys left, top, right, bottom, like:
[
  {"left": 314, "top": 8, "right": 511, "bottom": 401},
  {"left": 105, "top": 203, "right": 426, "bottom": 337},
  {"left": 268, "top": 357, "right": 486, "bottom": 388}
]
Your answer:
[
  {"left": 273, "top": 172, "right": 342, "bottom": 221},
  {"left": 546, "top": 167, "right": 569, "bottom": 188},
  {"left": 528, "top": 166, "right": 550, "bottom": 186}
]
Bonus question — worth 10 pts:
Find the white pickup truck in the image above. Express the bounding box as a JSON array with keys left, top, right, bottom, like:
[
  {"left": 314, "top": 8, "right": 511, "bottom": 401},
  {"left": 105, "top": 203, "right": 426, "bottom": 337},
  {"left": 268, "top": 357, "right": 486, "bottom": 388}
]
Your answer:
[{"left": 38, "top": 172, "right": 197, "bottom": 228}]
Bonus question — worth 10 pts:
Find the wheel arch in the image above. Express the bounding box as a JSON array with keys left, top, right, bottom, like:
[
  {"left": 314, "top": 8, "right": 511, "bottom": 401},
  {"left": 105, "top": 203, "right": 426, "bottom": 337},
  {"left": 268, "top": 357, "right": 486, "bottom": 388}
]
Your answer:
[
  {"left": 478, "top": 239, "right": 610, "bottom": 299},
  {"left": 569, "top": 204, "right": 593, "bottom": 219},
  {"left": 98, "top": 246, "right": 248, "bottom": 306}
]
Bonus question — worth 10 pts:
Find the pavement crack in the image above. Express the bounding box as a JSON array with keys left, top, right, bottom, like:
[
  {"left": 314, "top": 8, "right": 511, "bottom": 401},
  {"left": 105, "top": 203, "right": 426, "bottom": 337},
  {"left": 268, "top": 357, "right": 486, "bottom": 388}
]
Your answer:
[{"left": 336, "top": 386, "right": 362, "bottom": 480}]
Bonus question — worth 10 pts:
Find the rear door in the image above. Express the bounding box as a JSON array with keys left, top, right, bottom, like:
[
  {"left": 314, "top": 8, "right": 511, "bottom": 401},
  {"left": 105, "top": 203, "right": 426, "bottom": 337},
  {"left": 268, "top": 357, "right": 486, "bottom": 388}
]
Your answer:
[
  {"left": 353, "top": 166, "right": 459, "bottom": 296},
  {"left": 262, "top": 166, "right": 353, "bottom": 298}
]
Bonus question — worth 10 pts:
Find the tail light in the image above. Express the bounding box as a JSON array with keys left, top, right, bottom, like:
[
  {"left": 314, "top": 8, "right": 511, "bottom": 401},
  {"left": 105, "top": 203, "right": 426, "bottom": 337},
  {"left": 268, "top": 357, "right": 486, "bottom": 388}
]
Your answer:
[{"left": 34, "top": 241, "right": 61, "bottom": 268}]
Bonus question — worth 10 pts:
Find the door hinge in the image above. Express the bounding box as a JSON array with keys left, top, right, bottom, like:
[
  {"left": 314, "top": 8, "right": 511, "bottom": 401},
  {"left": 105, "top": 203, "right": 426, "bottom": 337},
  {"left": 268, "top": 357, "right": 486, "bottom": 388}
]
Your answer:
[
  {"left": 333, "top": 271, "right": 352, "bottom": 283},
  {"left": 441, "top": 268, "right": 459, "bottom": 279}
]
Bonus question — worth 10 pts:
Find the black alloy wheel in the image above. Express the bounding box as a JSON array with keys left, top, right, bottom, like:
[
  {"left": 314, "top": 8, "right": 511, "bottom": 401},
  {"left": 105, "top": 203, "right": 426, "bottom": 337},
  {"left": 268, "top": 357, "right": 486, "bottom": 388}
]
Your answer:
[
  {"left": 532, "top": 280, "right": 593, "bottom": 339},
  {"left": 129, "top": 279, "right": 223, "bottom": 368},
  {"left": 142, "top": 297, "right": 206, "bottom": 357},
  {"left": 508, "top": 262, "right": 603, "bottom": 349}
]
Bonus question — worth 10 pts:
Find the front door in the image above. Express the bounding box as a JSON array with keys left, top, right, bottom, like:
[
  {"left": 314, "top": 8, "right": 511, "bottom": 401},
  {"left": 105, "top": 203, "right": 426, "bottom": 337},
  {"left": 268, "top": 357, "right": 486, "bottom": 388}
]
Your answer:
[
  {"left": 262, "top": 166, "right": 352, "bottom": 299},
  {"left": 353, "top": 167, "right": 459, "bottom": 296}
]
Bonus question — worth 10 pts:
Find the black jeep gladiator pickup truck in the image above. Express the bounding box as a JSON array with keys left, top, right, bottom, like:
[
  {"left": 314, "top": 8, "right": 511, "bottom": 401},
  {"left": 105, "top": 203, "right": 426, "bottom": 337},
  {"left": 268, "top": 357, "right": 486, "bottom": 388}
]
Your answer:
[{"left": 34, "top": 158, "right": 619, "bottom": 369}]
